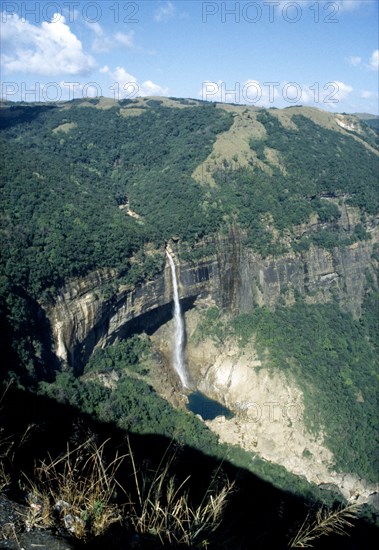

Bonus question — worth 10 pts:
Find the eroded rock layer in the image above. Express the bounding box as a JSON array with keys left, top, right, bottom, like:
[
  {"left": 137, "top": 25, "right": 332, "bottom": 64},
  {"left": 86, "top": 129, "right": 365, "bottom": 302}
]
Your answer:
[{"left": 46, "top": 210, "right": 377, "bottom": 372}]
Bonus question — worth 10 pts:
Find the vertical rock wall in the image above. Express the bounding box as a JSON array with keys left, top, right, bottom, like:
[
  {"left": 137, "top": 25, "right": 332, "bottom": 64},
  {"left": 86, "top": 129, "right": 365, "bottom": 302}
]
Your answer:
[{"left": 45, "top": 220, "right": 378, "bottom": 372}]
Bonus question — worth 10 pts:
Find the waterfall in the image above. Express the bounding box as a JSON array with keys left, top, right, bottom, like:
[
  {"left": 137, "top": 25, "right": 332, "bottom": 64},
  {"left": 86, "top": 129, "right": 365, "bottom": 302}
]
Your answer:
[{"left": 166, "top": 250, "right": 190, "bottom": 389}]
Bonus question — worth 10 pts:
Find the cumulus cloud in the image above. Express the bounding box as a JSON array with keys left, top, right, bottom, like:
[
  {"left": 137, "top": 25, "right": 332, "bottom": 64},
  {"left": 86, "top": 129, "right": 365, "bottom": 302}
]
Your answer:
[
  {"left": 296, "top": 81, "right": 353, "bottom": 110},
  {"left": 346, "top": 50, "right": 378, "bottom": 72},
  {"left": 100, "top": 65, "right": 136, "bottom": 84},
  {"left": 140, "top": 80, "right": 169, "bottom": 96},
  {"left": 369, "top": 50, "right": 379, "bottom": 71},
  {"left": 154, "top": 1, "right": 175, "bottom": 22},
  {"left": 0, "top": 12, "right": 95, "bottom": 75},
  {"left": 100, "top": 65, "right": 168, "bottom": 98},
  {"left": 115, "top": 32, "right": 134, "bottom": 48},
  {"left": 347, "top": 55, "right": 362, "bottom": 66},
  {"left": 328, "top": 81, "right": 353, "bottom": 101}
]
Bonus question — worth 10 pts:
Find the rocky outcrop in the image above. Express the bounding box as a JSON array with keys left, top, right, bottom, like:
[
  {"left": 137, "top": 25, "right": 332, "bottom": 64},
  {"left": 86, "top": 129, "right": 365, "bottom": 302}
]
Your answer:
[
  {"left": 46, "top": 258, "right": 216, "bottom": 372},
  {"left": 237, "top": 236, "right": 376, "bottom": 314},
  {"left": 196, "top": 343, "right": 377, "bottom": 504},
  {"left": 150, "top": 310, "right": 378, "bottom": 505},
  {"left": 44, "top": 208, "right": 378, "bottom": 372},
  {"left": 216, "top": 205, "right": 378, "bottom": 315}
]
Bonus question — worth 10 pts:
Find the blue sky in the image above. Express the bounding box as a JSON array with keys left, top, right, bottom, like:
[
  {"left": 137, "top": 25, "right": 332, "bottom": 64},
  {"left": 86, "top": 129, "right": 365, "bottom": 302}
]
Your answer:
[{"left": 1, "top": 0, "right": 378, "bottom": 113}]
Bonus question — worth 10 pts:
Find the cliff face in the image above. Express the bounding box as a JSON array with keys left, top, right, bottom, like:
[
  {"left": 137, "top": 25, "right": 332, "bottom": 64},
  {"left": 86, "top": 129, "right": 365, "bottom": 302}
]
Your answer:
[
  {"left": 45, "top": 210, "right": 378, "bottom": 372},
  {"left": 218, "top": 204, "right": 378, "bottom": 315},
  {"left": 234, "top": 235, "right": 376, "bottom": 313},
  {"left": 47, "top": 259, "right": 213, "bottom": 372}
]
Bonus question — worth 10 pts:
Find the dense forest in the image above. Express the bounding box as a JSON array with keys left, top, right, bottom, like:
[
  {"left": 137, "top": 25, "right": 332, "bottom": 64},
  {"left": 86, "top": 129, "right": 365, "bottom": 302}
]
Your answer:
[
  {"left": 0, "top": 100, "right": 233, "bottom": 382},
  {"left": 1, "top": 100, "right": 377, "bottom": 300}
]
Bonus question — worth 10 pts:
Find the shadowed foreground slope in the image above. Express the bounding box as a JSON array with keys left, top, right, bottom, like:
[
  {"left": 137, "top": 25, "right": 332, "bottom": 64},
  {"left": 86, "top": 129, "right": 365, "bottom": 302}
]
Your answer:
[{"left": 0, "top": 385, "right": 377, "bottom": 549}]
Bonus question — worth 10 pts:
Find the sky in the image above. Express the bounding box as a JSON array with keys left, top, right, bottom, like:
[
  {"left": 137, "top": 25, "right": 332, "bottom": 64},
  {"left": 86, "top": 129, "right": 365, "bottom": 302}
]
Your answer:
[{"left": 0, "top": 0, "right": 378, "bottom": 113}]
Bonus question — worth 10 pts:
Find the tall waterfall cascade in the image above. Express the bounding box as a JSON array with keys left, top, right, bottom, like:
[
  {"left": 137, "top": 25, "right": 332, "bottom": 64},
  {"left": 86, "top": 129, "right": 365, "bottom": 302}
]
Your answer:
[{"left": 166, "top": 250, "right": 190, "bottom": 389}]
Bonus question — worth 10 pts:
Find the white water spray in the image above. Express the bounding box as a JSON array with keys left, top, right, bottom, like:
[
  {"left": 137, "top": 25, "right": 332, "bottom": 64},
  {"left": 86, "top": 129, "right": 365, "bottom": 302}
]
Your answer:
[{"left": 166, "top": 250, "right": 190, "bottom": 389}]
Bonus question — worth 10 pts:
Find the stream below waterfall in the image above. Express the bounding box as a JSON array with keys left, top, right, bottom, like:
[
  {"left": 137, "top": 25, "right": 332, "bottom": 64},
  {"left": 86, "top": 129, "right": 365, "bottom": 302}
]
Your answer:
[
  {"left": 187, "top": 391, "right": 234, "bottom": 421},
  {"left": 166, "top": 250, "right": 234, "bottom": 422}
]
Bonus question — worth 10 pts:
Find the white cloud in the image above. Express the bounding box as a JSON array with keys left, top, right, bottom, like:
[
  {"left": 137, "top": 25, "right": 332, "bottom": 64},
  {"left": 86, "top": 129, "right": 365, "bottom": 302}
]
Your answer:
[
  {"left": 298, "top": 81, "right": 352, "bottom": 110},
  {"left": 100, "top": 65, "right": 168, "bottom": 98},
  {"left": 347, "top": 55, "right": 362, "bottom": 66},
  {"left": 88, "top": 21, "right": 103, "bottom": 37},
  {"left": 1, "top": 12, "right": 95, "bottom": 75},
  {"left": 154, "top": 1, "right": 175, "bottom": 22},
  {"left": 329, "top": 81, "right": 353, "bottom": 101},
  {"left": 101, "top": 66, "right": 137, "bottom": 84},
  {"left": 369, "top": 50, "right": 379, "bottom": 71},
  {"left": 115, "top": 32, "right": 134, "bottom": 48},
  {"left": 360, "top": 90, "right": 375, "bottom": 99},
  {"left": 140, "top": 80, "right": 168, "bottom": 96},
  {"left": 86, "top": 21, "right": 134, "bottom": 53}
]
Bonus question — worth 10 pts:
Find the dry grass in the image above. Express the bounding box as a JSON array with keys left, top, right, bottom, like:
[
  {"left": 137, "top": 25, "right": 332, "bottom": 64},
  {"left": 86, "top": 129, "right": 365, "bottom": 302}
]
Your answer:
[
  {"left": 0, "top": 523, "right": 22, "bottom": 550},
  {"left": 22, "top": 436, "right": 234, "bottom": 546},
  {"left": 14, "top": 426, "right": 363, "bottom": 548},
  {"left": 127, "top": 438, "right": 234, "bottom": 547},
  {"left": 0, "top": 461, "right": 10, "bottom": 492},
  {"left": 289, "top": 503, "right": 361, "bottom": 548},
  {"left": 23, "top": 438, "right": 125, "bottom": 539},
  {"left": 0, "top": 382, "right": 13, "bottom": 491},
  {"left": 0, "top": 429, "right": 12, "bottom": 491}
]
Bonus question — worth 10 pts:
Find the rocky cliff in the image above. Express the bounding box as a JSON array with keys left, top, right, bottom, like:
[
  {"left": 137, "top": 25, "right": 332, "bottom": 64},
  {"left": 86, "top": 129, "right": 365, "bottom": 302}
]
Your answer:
[
  {"left": 47, "top": 257, "right": 210, "bottom": 373},
  {"left": 44, "top": 204, "right": 378, "bottom": 373},
  {"left": 185, "top": 328, "right": 378, "bottom": 504}
]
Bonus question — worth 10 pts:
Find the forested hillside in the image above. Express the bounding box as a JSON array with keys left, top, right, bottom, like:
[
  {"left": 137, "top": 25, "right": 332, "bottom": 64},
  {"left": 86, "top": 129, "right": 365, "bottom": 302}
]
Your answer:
[{"left": 1, "top": 99, "right": 378, "bottom": 300}]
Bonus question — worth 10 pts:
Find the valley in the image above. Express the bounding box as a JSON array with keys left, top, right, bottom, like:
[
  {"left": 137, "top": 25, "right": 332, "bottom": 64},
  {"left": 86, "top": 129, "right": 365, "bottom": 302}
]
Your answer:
[{"left": 1, "top": 97, "right": 378, "bottom": 547}]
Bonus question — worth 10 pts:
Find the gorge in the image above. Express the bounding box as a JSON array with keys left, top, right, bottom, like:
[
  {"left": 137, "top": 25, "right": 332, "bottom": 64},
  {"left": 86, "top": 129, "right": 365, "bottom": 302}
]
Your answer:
[
  {"left": 1, "top": 98, "right": 378, "bottom": 537},
  {"left": 47, "top": 211, "right": 377, "bottom": 375},
  {"left": 39, "top": 216, "right": 378, "bottom": 503}
]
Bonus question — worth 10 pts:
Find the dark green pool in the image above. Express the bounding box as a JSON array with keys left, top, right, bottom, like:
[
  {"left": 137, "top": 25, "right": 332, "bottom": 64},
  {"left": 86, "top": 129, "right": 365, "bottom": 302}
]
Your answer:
[{"left": 187, "top": 391, "right": 234, "bottom": 421}]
